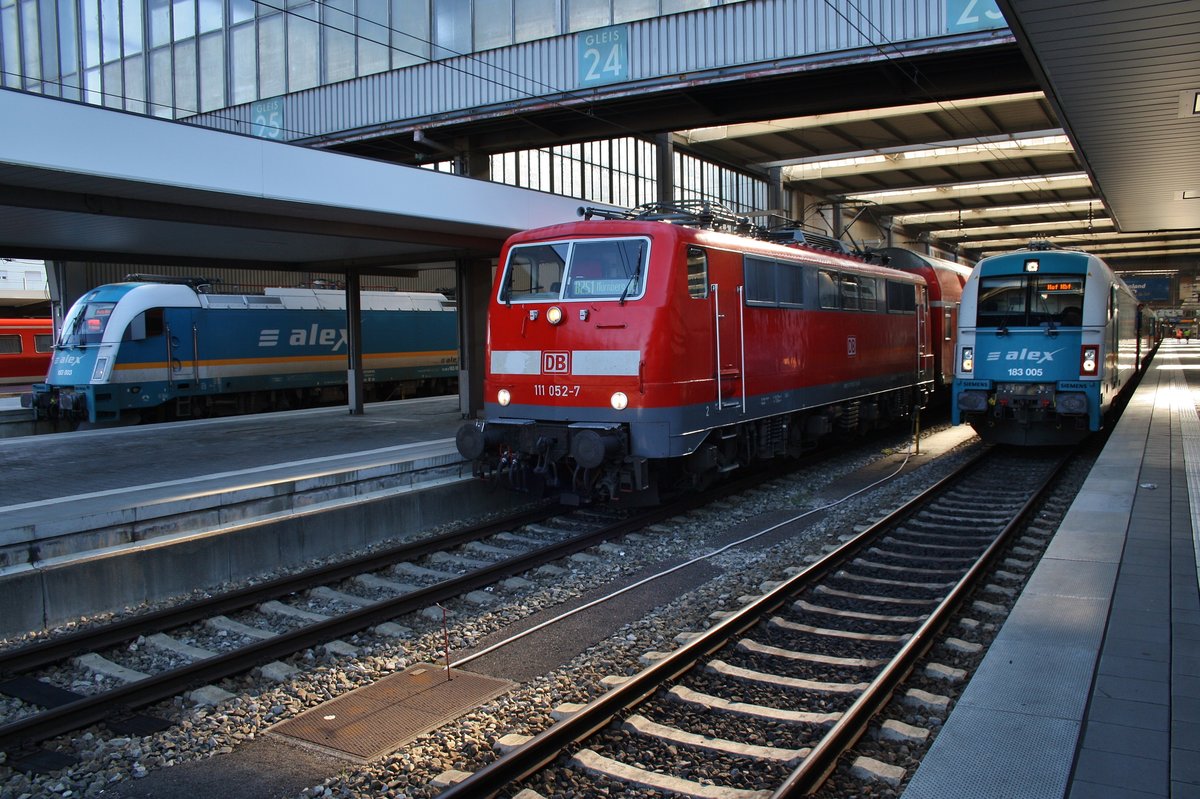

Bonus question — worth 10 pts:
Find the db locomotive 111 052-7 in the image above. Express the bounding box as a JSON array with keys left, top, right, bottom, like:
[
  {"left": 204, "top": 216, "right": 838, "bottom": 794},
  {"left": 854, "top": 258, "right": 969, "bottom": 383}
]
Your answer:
[{"left": 456, "top": 202, "right": 971, "bottom": 505}]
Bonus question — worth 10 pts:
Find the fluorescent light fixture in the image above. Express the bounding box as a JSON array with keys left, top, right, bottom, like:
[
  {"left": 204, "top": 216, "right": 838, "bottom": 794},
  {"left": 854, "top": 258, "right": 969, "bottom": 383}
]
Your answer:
[
  {"left": 893, "top": 200, "right": 1101, "bottom": 225},
  {"left": 843, "top": 173, "right": 1091, "bottom": 203}
]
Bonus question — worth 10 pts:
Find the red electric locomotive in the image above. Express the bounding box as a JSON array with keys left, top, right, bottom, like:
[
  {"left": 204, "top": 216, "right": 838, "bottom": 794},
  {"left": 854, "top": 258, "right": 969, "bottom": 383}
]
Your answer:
[
  {"left": 457, "top": 203, "right": 943, "bottom": 504},
  {"left": 0, "top": 318, "right": 53, "bottom": 386}
]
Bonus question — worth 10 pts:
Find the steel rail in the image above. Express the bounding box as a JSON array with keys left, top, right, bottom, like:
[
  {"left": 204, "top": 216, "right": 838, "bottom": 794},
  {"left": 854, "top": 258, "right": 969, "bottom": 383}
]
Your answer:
[
  {"left": 433, "top": 445, "right": 1005, "bottom": 798},
  {"left": 772, "top": 449, "right": 1072, "bottom": 796},
  {"left": 0, "top": 468, "right": 782, "bottom": 753},
  {"left": 0, "top": 505, "right": 559, "bottom": 676}
]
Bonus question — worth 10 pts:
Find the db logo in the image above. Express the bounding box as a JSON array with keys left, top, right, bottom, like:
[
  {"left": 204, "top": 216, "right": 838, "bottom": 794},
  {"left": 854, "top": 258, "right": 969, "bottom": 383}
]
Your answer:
[{"left": 542, "top": 351, "right": 570, "bottom": 374}]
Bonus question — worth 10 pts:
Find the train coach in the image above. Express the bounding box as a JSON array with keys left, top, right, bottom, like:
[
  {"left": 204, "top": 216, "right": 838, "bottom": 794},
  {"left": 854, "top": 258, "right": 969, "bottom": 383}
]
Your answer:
[
  {"left": 0, "top": 318, "right": 53, "bottom": 386},
  {"left": 456, "top": 202, "right": 965, "bottom": 505},
  {"left": 28, "top": 278, "right": 457, "bottom": 425},
  {"left": 952, "top": 244, "right": 1156, "bottom": 445}
]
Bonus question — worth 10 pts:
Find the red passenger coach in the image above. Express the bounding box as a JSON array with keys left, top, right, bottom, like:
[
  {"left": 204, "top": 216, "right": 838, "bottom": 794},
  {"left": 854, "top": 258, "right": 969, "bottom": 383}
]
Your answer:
[
  {"left": 0, "top": 318, "right": 53, "bottom": 386},
  {"left": 457, "top": 203, "right": 938, "bottom": 504}
]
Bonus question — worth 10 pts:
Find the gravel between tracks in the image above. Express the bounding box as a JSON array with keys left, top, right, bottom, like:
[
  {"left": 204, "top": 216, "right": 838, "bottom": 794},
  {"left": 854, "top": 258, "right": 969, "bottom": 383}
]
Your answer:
[{"left": 1, "top": 423, "right": 992, "bottom": 799}]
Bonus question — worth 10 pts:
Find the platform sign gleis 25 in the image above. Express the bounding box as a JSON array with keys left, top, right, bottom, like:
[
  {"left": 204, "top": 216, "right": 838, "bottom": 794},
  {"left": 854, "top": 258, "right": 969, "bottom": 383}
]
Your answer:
[
  {"left": 944, "top": 0, "right": 1005, "bottom": 32},
  {"left": 252, "top": 98, "right": 285, "bottom": 140},
  {"left": 578, "top": 25, "right": 629, "bottom": 87}
]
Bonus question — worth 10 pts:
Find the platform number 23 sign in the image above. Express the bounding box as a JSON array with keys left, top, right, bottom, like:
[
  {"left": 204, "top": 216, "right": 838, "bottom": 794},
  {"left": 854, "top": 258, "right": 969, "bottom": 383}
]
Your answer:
[{"left": 578, "top": 25, "right": 629, "bottom": 87}]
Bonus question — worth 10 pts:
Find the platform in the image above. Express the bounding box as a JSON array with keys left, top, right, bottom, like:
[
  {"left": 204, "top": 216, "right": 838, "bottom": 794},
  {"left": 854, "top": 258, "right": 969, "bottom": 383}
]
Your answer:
[
  {"left": 903, "top": 339, "right": 1200, "bottom": 799},
  {"left": 0, "top": 396, "right": 524, "bottom": 638}
]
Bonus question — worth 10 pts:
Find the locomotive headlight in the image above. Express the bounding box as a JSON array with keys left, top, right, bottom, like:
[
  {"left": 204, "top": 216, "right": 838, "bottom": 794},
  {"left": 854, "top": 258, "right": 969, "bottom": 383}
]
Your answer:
[
  {"left": 610, "top": 391, "right": 628, "bottom": 410},
  {"left": 1081, "top": 346, "right": 1098, "bottom": 376},
  {"left": 497, "top": 388, "right": 511, "bottom": 406},
  {"left": 960, "top": 346, "right": 974, "bottom": 373},
  {"left": 546, "top": 306, "right": 564, "bottom": 325}
]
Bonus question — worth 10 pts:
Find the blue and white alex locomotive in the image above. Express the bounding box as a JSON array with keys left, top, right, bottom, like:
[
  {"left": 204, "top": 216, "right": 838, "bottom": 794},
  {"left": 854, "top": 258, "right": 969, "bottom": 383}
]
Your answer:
[
  {"left": 952, "top": 245, "right": 1156, "bottom": 445},
  {"left": 29, "top": 279, "right": 457, "bottom": 425}
]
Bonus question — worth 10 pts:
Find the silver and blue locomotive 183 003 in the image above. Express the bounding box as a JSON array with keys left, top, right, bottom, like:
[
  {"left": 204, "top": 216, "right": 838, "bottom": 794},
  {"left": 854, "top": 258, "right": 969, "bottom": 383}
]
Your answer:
[
  {"left": 28, "top": 278, "right": 458, "bottom": 425},
  {"left": 952, "top": 245, "right": 1157, "bottom": 445}
]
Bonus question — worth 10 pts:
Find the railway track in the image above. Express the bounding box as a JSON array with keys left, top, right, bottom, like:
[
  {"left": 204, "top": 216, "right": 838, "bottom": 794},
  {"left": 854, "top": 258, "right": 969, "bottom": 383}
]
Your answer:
[
  {"left": 0, "top": 464, "right": 797, "bottom": 771},
  {"left": 434, "top": 445, "right": 1073, "bottom": 798}
]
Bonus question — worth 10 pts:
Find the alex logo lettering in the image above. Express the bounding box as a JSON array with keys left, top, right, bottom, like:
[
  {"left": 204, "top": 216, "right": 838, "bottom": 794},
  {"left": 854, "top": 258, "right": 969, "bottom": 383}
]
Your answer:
[
  {"left": 258, "top": 325, "right": 348, "bottom": 352},
  {"left": 985, "top": 348, "right": 1063, "bottom": 364}
]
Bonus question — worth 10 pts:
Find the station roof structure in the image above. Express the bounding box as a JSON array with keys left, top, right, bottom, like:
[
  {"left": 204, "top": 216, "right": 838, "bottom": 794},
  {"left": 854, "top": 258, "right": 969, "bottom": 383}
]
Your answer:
[{"left": 1, "top": 3, "right": 1197, "bottom": 273}]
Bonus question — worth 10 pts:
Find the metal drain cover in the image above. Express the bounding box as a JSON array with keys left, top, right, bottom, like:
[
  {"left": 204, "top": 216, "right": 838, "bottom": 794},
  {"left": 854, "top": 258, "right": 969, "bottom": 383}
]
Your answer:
[{"left": 268, "top": 664, "right": 512, "bottom": 761}]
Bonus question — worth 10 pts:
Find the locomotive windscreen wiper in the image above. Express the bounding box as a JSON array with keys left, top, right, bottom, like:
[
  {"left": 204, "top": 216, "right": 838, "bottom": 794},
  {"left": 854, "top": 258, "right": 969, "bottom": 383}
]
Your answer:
[{"left": 618, "top": 244, "right": 644, "bottom": 306}]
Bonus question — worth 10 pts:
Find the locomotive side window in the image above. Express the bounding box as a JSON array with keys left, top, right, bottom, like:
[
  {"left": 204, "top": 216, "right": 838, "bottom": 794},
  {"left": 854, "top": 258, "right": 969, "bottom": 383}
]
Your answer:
[
  {"left": 687, "top": 247, "right": 708, "bottom": 299},
  {"left": 859, "top": 277, "right": 880, "bottom": 311},
  {"left": 123, "top": 308, "right": 165, "bottom": 341},
  {"left": 886, "top": 280, "right": 917, "bottom": 313},
  {"left": 778, "top": 263, "right": 803, "bottom": 307},
  {"left": 0, "top": 334, "right": 20, "bottom": 354},
  {"left": 34, "top": 334, "right": 53, "bottom": 352},
  {"left": 840, "top": 274, "right": 860, "bottom": 310},
  {"left": 818, "top": 270, "right": 839, "bottom": 309},
  {"left": 744, "top": 257, "right": 804, "bottom": 307},
  {"left": 744, "top": 257, "right": 776, "bottom": 305}
]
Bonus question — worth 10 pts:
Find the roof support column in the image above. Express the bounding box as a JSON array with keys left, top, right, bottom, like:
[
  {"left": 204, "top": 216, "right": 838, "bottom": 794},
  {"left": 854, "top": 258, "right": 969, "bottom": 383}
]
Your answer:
[
  {"left": 344, "top": 269, "right": 365, "bottom": 415},
  {"left": 656, "top": 133, "right": 674, "bottom": 203},
  {"left": 457, "top": 257, "right": 491, "bottom": 418}
]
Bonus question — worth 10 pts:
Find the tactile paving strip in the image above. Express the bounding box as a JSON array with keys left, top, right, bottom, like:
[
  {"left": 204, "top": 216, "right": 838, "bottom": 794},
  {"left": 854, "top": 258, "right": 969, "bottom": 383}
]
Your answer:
[{"left": 268, "top": 663, "right": 512, "bottom": 761}]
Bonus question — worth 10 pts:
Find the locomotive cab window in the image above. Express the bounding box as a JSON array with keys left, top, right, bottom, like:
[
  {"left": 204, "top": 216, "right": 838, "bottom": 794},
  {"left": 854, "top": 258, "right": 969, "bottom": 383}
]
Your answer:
[
  {"left": 34, "top": 334, "right": 53, "bottom": 352},
  {"left": 59, "top": 301, "right": 117, "bottom": 347},
  {"left": 0, "top": 334, "right": 20, "bottom": 354},
  {"left": 976, "top": 274, "right": 1086, "bottom": 327},
  {"left": 500, "top": 238, "right": 648, "bottom": 303}
]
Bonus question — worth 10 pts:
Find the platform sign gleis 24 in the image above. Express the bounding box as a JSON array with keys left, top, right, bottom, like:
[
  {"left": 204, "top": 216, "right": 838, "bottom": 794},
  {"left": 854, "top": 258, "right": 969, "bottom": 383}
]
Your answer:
[
  {"left": 578, "top": 25, "right": 629, "bottom": 87},
  {"left": 944, "top": 0, "right": 1005, "bottom": 33}
]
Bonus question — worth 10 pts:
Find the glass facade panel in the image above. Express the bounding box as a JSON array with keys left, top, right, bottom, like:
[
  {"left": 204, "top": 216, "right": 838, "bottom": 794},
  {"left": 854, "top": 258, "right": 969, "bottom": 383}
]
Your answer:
[
  {"left": 514, "top": 0, "right": 554, "bottom": 42},
  {"left": 662, "top": 0, "right": 706, "bottom": 12},
  {"left": 37, "top": 0, "right": 57, "bottom": 80},
  {"left": 171, "top": 0, "right": 193, "bottom": 40},
  {"left": 229, "top": 21, "right": 254, "bottom": 103},
  {"left": 2, "top": 5, "right": 19, "bottom": 87},
  {"left": 391, "top": 0, "right": 428, "bottom": 65},
  {"left": 147, "top": 0, "right": 168, "bottom": 46},
  {"left": 568, "top": 0, "right": 609, "bottom": 31},
  {"left": 121, "top": 0, "right": 141, "bottom": 53},
  {"left": 102, "top": 57, "right": 123, "bottom": 105},
  {"left": 148, "top": 44, "right": 171, "bottom": 114},
  {"left": 257, "top": 11, "right": 283, "bottom": 97},
  {"left": 84, "top": 63, "right": 101, "bottom": 101},
  {"left": 323, "top": 0, "right": 355, "bottom": 83},
  {"left": 613, "top": 0, "right": 654, "bottom": 23},
  {"left": 123, "top": 51, "right": 146, "bottom": 111},
  {"left": 286, "top": 5, "right": 317, "bottom": 90},
  {"left": 197, "top": 28, "right": 223, "bottom": 109},
  {"left": 358, "top": 0, "right": 388, "bottom": 74},
  {"left": 100, "top": 0, "right": 119, "bottom": 61},
  {"left": 18, "top": 0, "right": 38, "bottom": 80},
  {"left": 173, "top": 36, "right": 195, "bottom": 111},
  {"left": 432, "top": 0, "right": 469, "bottom": 58},
  {"left": 229, "top": 0, "right": 252, "bottom": 24},
  {"left": 197, "top": 0, "right": 219, "bottom": 32},
  {"left": 474, "top": 0, "right": 510, "bottom": 51}
]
